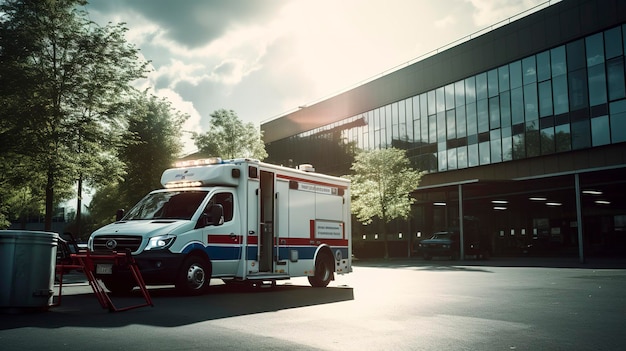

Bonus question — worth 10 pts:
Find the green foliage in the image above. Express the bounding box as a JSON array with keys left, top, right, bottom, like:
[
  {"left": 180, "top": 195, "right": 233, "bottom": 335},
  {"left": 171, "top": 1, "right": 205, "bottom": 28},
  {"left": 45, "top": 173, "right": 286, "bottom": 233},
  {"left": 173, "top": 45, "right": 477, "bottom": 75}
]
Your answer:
[
  {"left": 346, "top": 148, "right": 423, "bottom": 258},
  {"left": 0, "top": 0, "right": 147, "bottom": 230},
  {"left": 193, "top": 109, "right": 267, "bottom": 160},
  {"left": 118, "top": 91, "right": 189, "bottom": 207},
  {"left": 87, "top": 91, "right": 188, "bottom": 230}
]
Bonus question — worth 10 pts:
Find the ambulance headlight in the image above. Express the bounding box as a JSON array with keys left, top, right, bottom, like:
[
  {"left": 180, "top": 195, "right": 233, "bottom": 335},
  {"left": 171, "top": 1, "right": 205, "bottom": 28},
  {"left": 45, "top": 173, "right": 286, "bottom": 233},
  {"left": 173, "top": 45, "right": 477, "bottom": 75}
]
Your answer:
[{"left": 145, "top": 235, "right": 176, "bottom": 250}]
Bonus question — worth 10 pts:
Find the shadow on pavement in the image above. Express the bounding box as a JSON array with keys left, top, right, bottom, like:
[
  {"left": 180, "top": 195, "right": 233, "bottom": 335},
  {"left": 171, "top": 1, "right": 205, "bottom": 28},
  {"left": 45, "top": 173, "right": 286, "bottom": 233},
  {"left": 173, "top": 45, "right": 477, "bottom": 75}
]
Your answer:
[
  {"left": 353, "top": 256, "right": 626, "bottom": 270},
  {"left": 0, "top": 283, "right": 354, "bottom": 330}
]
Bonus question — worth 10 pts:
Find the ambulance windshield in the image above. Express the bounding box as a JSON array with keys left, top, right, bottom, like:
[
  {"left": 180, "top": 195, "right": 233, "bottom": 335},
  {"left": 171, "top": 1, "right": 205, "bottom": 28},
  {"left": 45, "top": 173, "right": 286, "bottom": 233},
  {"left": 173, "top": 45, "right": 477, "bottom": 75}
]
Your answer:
[{"left": 123, "top": 190, "right": 208, "bottom": 220}]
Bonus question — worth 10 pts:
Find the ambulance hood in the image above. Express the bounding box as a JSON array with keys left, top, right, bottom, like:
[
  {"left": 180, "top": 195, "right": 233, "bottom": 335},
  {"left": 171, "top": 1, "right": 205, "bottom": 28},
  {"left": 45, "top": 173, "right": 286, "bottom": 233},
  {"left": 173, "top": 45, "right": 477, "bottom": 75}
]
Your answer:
[{"left": 92, "top": 218, "right": 193, "bottom": 239}]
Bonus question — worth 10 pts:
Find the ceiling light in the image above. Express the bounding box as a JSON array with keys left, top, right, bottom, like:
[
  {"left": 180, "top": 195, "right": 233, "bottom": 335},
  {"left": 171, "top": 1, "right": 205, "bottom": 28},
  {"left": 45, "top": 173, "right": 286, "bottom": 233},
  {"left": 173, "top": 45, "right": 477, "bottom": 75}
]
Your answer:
[
  {"left": 546, "top": 202, "right": 562, "bottom": 206},
  {"left": 493, "top": 206, "right": 507, "bottom": 210},
  {"left": 492, "top": 200, "right": 508, "bottom": 204},
  {"left": 595, "top": 200, "right": 611, "bottom": 205},
  {"left": 433, "top": 202, "right": 447, "bottom": 206},
  {"left": 529, "top": 197, "right": 547, "bottom": 201},
  {"left": 583, "top": 190, "right": 603, "bottom": 195}
]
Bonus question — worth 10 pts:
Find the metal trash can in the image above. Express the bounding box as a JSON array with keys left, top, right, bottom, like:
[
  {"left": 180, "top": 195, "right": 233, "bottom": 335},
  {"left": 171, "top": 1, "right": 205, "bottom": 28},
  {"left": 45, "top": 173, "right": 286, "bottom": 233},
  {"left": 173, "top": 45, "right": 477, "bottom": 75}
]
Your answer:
[{"left": 0, "top": 230, "right": 59, "bottom": 313}]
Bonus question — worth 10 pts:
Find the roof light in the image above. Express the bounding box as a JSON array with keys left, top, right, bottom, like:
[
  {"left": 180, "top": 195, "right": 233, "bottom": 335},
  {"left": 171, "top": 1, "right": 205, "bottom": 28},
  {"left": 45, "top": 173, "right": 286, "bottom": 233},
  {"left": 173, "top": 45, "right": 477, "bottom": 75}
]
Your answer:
[
  {"left": 164, "top": 181, "right": 203, "bottom": 189},
  {"left": 174, "top": 157, "right": 222, "bottom": 168}
]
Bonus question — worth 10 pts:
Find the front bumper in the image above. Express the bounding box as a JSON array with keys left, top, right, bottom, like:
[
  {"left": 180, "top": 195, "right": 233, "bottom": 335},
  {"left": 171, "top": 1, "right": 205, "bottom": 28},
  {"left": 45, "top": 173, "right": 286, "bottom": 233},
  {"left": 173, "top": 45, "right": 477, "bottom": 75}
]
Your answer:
[{"left": 94, "top": 250, "right": 185, "bottom": 286}]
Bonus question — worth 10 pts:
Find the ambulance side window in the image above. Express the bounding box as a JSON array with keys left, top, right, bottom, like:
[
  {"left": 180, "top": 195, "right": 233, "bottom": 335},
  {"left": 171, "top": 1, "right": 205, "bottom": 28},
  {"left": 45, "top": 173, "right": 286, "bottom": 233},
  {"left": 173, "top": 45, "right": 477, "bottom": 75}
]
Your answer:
[{"left": 204, "top": 192, "right": 234, "bottom": 223}]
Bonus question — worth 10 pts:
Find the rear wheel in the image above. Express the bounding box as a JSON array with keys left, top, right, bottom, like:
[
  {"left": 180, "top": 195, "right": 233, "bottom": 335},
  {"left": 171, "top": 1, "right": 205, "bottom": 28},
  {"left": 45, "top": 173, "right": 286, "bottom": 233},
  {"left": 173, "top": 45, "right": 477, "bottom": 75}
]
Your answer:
[
  {"left": 308, "top": 253, "right": 334, "bottom": 288},
  {"left": 176, "top": 256, "right": 212, "bottom": 295}
]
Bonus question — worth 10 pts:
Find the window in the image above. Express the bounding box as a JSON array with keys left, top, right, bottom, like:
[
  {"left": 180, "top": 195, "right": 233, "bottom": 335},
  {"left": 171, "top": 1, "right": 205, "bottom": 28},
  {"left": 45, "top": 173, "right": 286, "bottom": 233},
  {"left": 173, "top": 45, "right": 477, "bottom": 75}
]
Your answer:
[
  {"left": 498, "top": 65, "right": 510, "bottom": 93},
  {"left": 468, "top": 143, "right": 479, "bottom": 167},
  {"left": 457, "top": 146, "right": 468, "bottom": 169},
  {"left": 568, "top": 69, "right": 589, "bottom": 111},
  {"left": 445, "top": 84, "right": 455, "bottom": 110},
  {"left": 537, "top": 51, "right": 551, "bottom": 82},
  {"left": 446, "top": 110, "right": 456, "bottom": 140},
  {"left": 591, "top": 115, "right": 610, "bottom": 146},
  {"left": 455, "top": 80, "right": 465, "bottom": 107},
  {"left": 510, "top": 60, "right": 523, "bottom": 89},
  {"left": 502, "top": 127, "right": 512, "bottom": 161},
  {"left": 605, "top": 26, "right": 623, "bottom": 59},
  {"left": 524, "top": 82, "right": 538, "bottom": 121},
  {"left": 466, "top": 102, "right": 478, "bottom": 136},
  {"left": 539, "top": 81, "right": 553, "bottom": 117},
  {"left": 489, "top": 96, "right": 500, "bottom": 129},
  {"left": 526, "top": 121, "right": 540, "bottom": 157},
  {"left": 553, "top": 75, "right": 569, "bottom": 115},
  {"left": 490, "top": 129, "right": 502, "bottom": 163},
  {"left": 585, "top": 33, "right": 604, "bottom": 67},
  {"left": 607, "top": 57, "right": 626, "bottom": 101},
  {"left": 588, "top": 64, "right": 607, "bottom": 106},
  {"left": 610, "top": 100, "right": 626, "bottom": 143},
  {"left": 479, "top": 141, "right": 490, "bottom": 165},
  {"left": 567, "top": 39, "right": 586, "bottom": 72},
  {"left": 551, "top": 46, "right": 567, "bottom": 77},
  {"left": 555, "top": 123, "right": 571, "bottom": 152},
  {"left": 476, "top": 73, "right": 488, "bottom": 100},
  {"left": 477, "top": 99, "right": 489, "bottom": 133},
  {"left": 571, "top": 119, "right": 591, "bottom": 150},
  {"left": 465, "top": 76, "right": 476, "bottom": 103},
  {"left": 522, "top": 56, "right": 537, "bottom": 85},
  {"left": 500, "top": 91, "right": 512, "bottom": 127},
  {"left": 511, "top": 87, "right": 524, "bottom": 125},
  {"left": 205, "top": 192, "right": 235, "bottom": 222},
  {"left": 456, "top": 107, "right": 467, "bottom": 138},
  {"left": 541, "top": 126, "right": 555, "bottom": 155},
  {"left": 488, "top": 69, "right": 499, "bottom": 97}
]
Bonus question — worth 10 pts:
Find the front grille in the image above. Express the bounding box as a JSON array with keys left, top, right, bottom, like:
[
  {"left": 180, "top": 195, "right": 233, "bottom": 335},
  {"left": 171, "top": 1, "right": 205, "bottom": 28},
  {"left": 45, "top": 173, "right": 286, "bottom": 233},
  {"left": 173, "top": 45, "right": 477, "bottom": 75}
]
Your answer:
[{"left": 92, "top": 235, "right": 143, "bottom": 253}]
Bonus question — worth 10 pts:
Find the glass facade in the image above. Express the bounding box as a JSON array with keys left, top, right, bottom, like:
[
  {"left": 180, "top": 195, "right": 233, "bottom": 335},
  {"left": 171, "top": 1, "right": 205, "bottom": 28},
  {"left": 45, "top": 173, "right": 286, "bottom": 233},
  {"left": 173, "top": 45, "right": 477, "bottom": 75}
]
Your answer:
[{"left": 271, "top": 24, "right": 626, "bottom": 175}]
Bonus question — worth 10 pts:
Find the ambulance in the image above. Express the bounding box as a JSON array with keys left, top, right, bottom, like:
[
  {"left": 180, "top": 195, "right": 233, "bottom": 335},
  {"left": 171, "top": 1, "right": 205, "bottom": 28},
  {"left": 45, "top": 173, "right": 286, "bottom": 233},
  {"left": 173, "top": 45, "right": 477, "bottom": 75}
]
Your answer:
[{"left": 88, "top": 158, "right": 352, "bottom": 295}]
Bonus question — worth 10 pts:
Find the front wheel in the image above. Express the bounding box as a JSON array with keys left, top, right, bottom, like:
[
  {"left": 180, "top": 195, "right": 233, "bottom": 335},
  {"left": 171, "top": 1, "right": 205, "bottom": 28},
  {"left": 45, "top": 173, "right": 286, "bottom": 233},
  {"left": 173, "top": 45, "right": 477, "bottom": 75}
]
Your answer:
[
  {"left": 308, "top": 253, "right": 334, "bottom": 288},
  {"left": 102, "top": 277, "right": 136, "bottom": 295},
  {"left": 176, "top": 256, "right": 212, "bottom": 295}
]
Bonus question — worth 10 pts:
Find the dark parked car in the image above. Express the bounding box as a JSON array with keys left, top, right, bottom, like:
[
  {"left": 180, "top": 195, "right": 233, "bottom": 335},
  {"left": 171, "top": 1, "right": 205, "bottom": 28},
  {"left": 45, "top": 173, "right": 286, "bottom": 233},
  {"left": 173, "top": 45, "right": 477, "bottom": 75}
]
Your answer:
[
  {"left": 416, "top": 231, "right": 460, "bottom": 260},
  {"left": 415, "top": 230, "right": 490, "bottom": 260}
]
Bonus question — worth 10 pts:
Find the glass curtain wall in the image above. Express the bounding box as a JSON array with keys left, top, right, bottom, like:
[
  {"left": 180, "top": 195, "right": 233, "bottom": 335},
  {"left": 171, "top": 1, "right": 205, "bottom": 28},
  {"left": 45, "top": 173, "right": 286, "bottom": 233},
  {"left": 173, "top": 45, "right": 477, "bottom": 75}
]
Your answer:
[{"left": 271, "top": 24, "right": 626, "bottom": 174}]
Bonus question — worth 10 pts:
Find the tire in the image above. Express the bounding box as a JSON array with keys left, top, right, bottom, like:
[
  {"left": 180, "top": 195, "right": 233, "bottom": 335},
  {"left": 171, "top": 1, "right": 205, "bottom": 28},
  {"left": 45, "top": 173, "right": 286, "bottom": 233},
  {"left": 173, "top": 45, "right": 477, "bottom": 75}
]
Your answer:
[
  {"left": 176, "top": 256, "right": 212, "bottom": 295},
  {"left": 308, "top": 253, "right": 334, "bottom": 288},
  {"left": 102, "top": 277, "right": 136, "bottom": 295}
]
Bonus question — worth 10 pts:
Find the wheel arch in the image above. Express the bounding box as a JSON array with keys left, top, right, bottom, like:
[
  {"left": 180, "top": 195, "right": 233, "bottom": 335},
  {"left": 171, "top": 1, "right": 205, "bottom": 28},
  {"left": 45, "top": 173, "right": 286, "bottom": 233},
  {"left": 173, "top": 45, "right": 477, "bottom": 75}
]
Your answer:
[{"left": 313, "top": 244, "right": 335, "bottom": 272}]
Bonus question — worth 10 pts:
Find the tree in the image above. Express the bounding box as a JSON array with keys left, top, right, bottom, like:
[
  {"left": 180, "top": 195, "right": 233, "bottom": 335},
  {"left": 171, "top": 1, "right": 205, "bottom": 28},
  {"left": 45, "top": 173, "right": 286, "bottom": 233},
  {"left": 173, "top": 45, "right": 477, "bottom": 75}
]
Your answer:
[
  {"left": 0, "top": 0, "right": 147, "bottom": 231},
  {"left": 346, "top": 148, "right": 423, "bottom": 259},
  {"left": 193, "top": 109, "right": 267, "bottom": 160},
  {"left": 87, "top": 91, "right": 188, "bottom": 232}
]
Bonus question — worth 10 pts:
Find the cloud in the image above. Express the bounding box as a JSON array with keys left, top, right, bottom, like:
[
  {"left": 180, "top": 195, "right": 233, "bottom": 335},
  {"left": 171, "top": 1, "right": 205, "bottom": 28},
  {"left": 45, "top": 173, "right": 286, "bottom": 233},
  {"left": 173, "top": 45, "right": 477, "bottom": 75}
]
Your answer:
[
  {"left": 463, "top": 0, "right": 545, "bottom": 27},
  {"left": 435, "top": 15, "right": 457, "bottom": 29}
]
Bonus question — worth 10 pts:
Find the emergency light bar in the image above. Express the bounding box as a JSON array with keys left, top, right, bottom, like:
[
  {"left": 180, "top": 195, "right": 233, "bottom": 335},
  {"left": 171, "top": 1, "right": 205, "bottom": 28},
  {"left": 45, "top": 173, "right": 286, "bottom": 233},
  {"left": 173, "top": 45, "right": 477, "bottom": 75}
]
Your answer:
[
  {"left": 164, "top": 181, "right": 203, "bottom": 189},
  {"left": 174, "top": 157, "right": 222, "bottom": 168}
]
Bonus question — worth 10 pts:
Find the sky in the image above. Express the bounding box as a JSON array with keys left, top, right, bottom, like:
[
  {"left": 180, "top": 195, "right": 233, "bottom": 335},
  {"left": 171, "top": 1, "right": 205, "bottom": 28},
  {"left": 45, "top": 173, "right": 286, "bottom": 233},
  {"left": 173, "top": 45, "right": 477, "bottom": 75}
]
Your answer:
[{"left": 84, "top": 0, "right": 551, "bottom": 154}]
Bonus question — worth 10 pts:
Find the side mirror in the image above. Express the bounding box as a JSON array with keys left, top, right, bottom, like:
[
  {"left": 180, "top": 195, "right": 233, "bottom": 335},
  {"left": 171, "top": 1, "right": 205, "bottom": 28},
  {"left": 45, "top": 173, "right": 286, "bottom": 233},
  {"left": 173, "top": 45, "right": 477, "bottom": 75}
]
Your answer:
[
  {"left": 196, "top": 204, "right": 225, "bottom": 228},
  {"left": 210, "top": 204, "right": 225, "bottom": 226},
  {"left": 116, "top": 209, "right": 125, "bottom": 221}
]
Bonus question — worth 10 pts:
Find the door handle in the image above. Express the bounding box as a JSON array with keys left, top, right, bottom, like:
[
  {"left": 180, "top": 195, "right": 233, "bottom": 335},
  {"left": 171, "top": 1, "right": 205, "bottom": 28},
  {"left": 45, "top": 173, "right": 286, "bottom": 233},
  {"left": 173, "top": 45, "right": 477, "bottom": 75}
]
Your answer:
[{"left": 230, "top": 233, "right": 236, "bottom": 240}]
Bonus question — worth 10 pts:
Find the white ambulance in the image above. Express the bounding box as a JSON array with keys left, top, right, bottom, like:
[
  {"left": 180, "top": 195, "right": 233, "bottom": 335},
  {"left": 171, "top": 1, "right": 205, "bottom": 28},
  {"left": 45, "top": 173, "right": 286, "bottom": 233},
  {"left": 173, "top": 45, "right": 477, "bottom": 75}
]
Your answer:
[{"left": 88, "top": 158, "right": 352, "bottom": 295}]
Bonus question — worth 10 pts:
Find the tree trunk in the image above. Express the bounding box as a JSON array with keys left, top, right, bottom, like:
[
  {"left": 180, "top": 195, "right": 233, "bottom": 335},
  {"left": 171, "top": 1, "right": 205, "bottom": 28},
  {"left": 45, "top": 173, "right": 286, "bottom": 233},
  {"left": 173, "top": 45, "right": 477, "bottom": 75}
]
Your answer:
[
  {"left": 44, "top": 169, "right": 54, "bottom": 231},
  {"left": 76, "top": 174, "right": 82, "bottom": 238}
]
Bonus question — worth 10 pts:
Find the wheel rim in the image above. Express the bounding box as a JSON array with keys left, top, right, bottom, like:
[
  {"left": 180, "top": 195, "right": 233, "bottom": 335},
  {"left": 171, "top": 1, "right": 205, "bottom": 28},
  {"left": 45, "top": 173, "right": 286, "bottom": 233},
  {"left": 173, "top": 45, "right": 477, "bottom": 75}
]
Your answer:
[{"left": 186, "top": 263, "right": 206, "bottom": 290}]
